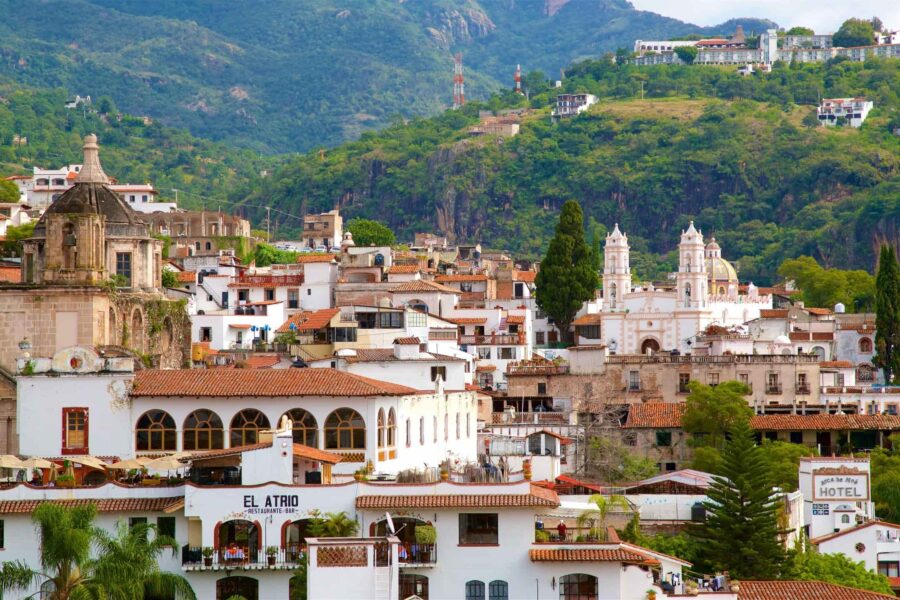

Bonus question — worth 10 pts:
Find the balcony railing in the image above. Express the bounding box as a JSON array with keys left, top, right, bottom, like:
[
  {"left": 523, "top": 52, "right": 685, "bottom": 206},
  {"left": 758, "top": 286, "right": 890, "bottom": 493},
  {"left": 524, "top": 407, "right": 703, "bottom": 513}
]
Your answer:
[
  {"left": 491, "top": 412, "right": 569, "bottom": 425},
  {"left": 796, "top": 384, "right": 812, "bottom": 394},
  {"left": 766, "top": 383, "right": 783, "bottom": 395},
  {"left": 606, "top": 354, "right": 820, "bottom": 365},
  {"left": 460, "top": 334, "right": 524, "bottom": 346},
  {"left": 181, "top": 545, "right": 302, "bottom": 571},
  {"left": 399, "top": 543, "right": 437, "bottom": 566},
  {"left": 507, "top": 364, "right": 569, "bottom": 376}
]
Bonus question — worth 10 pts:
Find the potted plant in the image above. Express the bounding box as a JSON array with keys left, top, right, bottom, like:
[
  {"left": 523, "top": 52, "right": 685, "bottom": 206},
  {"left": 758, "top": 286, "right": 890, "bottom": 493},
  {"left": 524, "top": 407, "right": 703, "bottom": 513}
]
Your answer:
[
  {"left": 202, "top": 546, "right": 214, "bottom": 567},
  {"left": 141, "top": 475, "right": 161, "bottom": 487},
  {"left": 522, "top": 459, "right": 532, "bottom": 480},
  {"left": 353, "top": 467, "right": 368, "bottom": 482},
  {"left": 684, "top": 580, "right": 699, "bottom": 596},
  {"left": 266, "top": 546, "right": 278, "bottom": 567},
  {"left": 646, "top": 590, "right": 657, "bottom": 600},
  {"left": 415, "top": 524, "right": 437, "bottom": 563},
  {"left": 56, "top": 474, "right": 76, "bottom": 488}
]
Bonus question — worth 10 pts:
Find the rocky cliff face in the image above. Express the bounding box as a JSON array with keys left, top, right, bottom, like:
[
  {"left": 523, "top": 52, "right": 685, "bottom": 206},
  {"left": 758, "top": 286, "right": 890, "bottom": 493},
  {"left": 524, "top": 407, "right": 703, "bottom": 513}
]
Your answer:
[{"left": 423, "top": 2, "right": 497, "bottom": 48}]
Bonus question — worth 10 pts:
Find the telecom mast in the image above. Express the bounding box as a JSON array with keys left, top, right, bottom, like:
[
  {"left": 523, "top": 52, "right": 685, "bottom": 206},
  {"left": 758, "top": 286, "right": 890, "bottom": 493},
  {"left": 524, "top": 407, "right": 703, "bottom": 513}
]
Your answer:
[
  {"left": 453, "top": 53, "right": 465, "bottom": 108},
  {"left": 514, "top": 64, "right": 522, "bottom": 94}
]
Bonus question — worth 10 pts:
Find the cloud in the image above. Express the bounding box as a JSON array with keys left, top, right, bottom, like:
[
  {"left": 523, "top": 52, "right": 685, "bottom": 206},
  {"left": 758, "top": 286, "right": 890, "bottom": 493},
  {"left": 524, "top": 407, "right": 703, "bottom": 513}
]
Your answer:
[{"left": 629, "top": 0, "right": 900, "bottom": 32}]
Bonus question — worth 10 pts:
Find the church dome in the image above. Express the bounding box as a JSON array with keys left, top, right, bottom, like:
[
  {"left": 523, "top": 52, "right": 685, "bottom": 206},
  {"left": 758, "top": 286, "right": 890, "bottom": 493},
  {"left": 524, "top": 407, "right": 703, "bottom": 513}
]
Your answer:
[{"left": 705, "top": 256, "right": 738, "bottom": 283}]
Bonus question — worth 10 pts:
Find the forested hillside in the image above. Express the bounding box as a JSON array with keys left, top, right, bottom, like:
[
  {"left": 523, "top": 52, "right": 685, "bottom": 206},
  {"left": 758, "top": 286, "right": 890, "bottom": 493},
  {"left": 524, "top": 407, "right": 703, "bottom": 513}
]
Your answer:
[
  {"left": 235, "top": 59, "right": 900, "bottom": 284},
  {"left": 0, "top": 0, "right": 772, "bottom": 152},
  {"left": 0, "top": 82, "right": 278, "bottom": 207}
]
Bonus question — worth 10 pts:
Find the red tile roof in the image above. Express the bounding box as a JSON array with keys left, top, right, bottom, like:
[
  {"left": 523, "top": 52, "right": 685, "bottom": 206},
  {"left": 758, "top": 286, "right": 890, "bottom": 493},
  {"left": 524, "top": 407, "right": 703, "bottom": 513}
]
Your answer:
[
  {"left": 186, "top": 442, "right": 342, "bottom": 464},
  {"left": 820, "top": 360, "right": 853, "bottom": 368},
  {"left": 392, "top": 280, "right": 461, "bottom": 295},
  {"left": 0, "top": 266, "right": 21, "bottom": 283},
  {"left": 513, "top": 270, "right": 536, "bottom": 283},
  {"left": 573, "top": 313, "right": 603, "bottom": 326},
  {"left": 449, "top": 317, "right": 487, "bottom": 325},
  {"left": 760, "top": 309, "right": 789, "bottom": 319},
  {"left": 175, "top": 271, "right": 195, "bottom": 283},
  {"left": 751, "top": 414, "right": 900, "bottom": 431},
  {"left": 623, "top": 403, "right": 686, "bottom": 428},
  {"left": 295, "top": 254, "right": 336, "bottom": 264},
  {"left": 355, "top": 485, "right": 559, "bottom": 509},
  {"left": 528, "top": 548, "right": 656, "bottom": 563},
  {"left": 292, "top": 443, "right": 344, "bottom": 464},
  {"left": 387, "top": 265, "right": 420, "bottom": 274},
  {"left": 0, "top": 497, "right": 183, "bottom": 514},
  {"left": 276, "top": 308, "right": 340, "bottom": 333},
  {"left": 806, "top": 307, "right": 834, "bottom": 316},
  {"left": 435, "top": 274, "right": 488, "bottom": 282},
  {"left": 340, "top": 349, "right": 462, "bottom": 363},
  {"left": 131, "top": 368, "right": 416, "bottom": 397},
  {"left": 809, "top": 520, "right": 900, "bottom": 545},
  {"left": 737, "top": 580, "right": 896, "bottom": 600},
  {"left": 506, "top": 315, "right": 526, "bottom": 325},
  {"left": 393, "top": 337, "right": 420, "bottom": 345}
]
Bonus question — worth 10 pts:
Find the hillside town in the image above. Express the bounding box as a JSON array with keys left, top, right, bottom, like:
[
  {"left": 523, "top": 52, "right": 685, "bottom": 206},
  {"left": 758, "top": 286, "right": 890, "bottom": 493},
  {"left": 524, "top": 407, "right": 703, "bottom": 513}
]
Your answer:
[{"left": 0, "top": 128, "right": 895, "bottom": 600}]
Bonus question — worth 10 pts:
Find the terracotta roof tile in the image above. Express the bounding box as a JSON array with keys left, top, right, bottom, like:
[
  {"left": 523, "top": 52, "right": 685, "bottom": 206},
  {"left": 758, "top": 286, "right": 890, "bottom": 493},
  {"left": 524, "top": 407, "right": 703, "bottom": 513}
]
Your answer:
[
  {"left": 0, "top": 266, "right": 21, "bottom": 283},
  {"left": 295, "top": 254, "right": 336, "bottom": 264},
  {"left": 392, "top": 280, "right": 461, "bottom": 295},
  {"left": 276, "top": 308, "right": 340, "bottom": 333},
  {"left": 435, "top": 274, "right": 488, "bottom": 282},
  {"left": 809, "top": 520, "right": 900, "bottom": 545},
  {"left": 0, "top": 497, "right": 183, "bottom": 514},
  {"left": 393, "top": 337, "right": 420, "bottom": 345},
  {"left": 355, "top": 485, "right": 559, "bottom": 509},
  {"left": 573, "top": 313, "right": 603, "bottom": 325},
  {"left": 820, "top": 360, "right": 854, "bottom": 368},
  {"left": 760, "top": 309, "right": 789, "bottom": 319},
  {"left": 807, "top": 307, "right": 834, "bottom": 316},
  {"left": 513, "top": 270, "right": 536, "bottom": 283},
  {"left": 387, "top": 265, "right": 420, "bottom": 274},
  {"left": 750, "top": 414, "right": 900, "bottom": 432},
  {"left": 292, "top": 443, "right": 343, "bottom": 464},
  {"left": 131, "top": 368, "right": 416, "bottom": 397},
  {"left": 186, "top": 442, "right": 342, "bottom": 464},
  {"left": 738, "top": 580, "right": 896, "bottom": 600},
  {"left": 623, "top": 403, "right": 686, "bottom": 428},
  {"left": 506, "top": 315, "right": 526, "bottom": 325},
  {"left": 175, "top": 271, "right": 195, "bottom": 283},
  {"left": 341, "top": 349, "right": 463, "bottom": 363},
  {"left": 448, "top": 317, "right": 487, "bottom": 325},
  {"left": 528, "top": 548, "right": 655, "bottom": 563}
]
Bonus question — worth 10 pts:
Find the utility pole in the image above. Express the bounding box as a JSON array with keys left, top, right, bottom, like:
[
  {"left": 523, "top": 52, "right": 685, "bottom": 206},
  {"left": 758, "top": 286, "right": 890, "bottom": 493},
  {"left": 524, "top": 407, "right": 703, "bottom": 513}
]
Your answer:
[
  {"left": 265, "top": 206, "right": 271, "bottom": 242},
  {"left": 640, "top": 80, "right": 645, "bottom": 100}
]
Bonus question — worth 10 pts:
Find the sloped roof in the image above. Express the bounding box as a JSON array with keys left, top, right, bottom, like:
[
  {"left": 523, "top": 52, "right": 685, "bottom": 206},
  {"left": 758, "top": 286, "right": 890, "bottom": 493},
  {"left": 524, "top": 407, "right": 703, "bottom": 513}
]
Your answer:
[
  {"left": 809, "top": 520, "right": 900, "bottom": 545},
  {"left": 737, "top": 580, "right": 896, "bottom": 600},
  {"left": 573, "top": 313, "right": 603, "bottom": 325},
  {"left": 0, "top": 497, "right": 183, "bottom": 514},
  {"left": 391, "top": 280, "right": 461, "bottom": 295},
  {"left": 528, "top": 548, "right": 655, "bottom": 563},
  {"left": 435, "top": 274, "right": 487, "bottom": 282},
  {"left": 750, "top": 414, "right": 900, "bottom": 431},
  {"left": 131, "top": 368, "right": 416, "bottom": 397},
  {"left": 622, "top": 403, "right": 686, "bottom": 428},
  {"left": 513, "top": 270, "right": 536, "bottom": 283},
  {"left": 341, "top": 349, "right": 463, "bottom": 363},
  {"left": 276, "top": 308, "right": 341, "bottom": 333},
  {"left": 387, "top": 265, "right": 420, "bottom": 274},
  {"left": 356, "top": 485, "right": 559, "bottom": 509},
  {"left": 295, "top": 254, "right": 336, "bottom": 264}
]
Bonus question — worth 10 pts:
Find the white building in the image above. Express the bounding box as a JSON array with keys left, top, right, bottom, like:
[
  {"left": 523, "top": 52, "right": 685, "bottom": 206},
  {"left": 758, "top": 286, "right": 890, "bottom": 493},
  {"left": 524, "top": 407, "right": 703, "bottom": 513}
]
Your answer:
[
  {"left": 633, "top": 39, "right": 699, "bottom": 54},
  {"left": 799, "top": 457, "right": 874, "bottom": 541},
  {"left": 598, "top": 223, "right": 772, "bottom": 355},
  {"left": 818, "top": 97, "right": 874, "bottom": 128},
  {"left": 553, "top": 94, "right": 598, "bottom": 118}
]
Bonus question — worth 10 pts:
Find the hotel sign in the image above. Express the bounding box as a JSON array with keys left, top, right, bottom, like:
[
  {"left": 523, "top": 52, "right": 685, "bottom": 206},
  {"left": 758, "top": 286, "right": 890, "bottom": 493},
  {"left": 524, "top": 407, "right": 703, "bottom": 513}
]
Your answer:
[
  {"left": 242, "top": 494, "right": 301, "bottom": 515},
  {"left": 812, "top": 466, "right": 869, "bottom": 502}
]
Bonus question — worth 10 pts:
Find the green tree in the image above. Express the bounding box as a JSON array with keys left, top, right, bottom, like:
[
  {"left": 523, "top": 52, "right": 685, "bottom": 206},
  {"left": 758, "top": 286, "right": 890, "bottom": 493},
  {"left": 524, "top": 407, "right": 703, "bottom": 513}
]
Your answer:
[
  {"left": 682, "top": 381, "right": 753, "bottom": 450},
  {"left": 758, "top": 440, "right": 818, "bottom": 492},
  {"left": 0, "top": 503, "right": 101, "bottom": 598},
  {"left": 587, "top": 437, "right": 658, "bottom": 483},
  {"left": 576, "top": 494, "right": 631, "bottom": 540},
  {"left": 534, "top": 200, "right": 598, "bottom": 345},
  {"left": 786, "top": 27, "right": 815, "bottom": 35},
  {"left": 785, "top": 548, "right": 893, "bottom": 594},
  {"left": 92, "top": 520, "right": 195, "bottom": 600},
  {"left": 694, "top": 420, "right": 786, "bottom": 579},
  {"left": 801, "top": 110, "right": 820, "bottom": 128},
  {"left": 346, "top": 218, "right": 396, "bottom": 247},
  {"left": 674, "top": 46, "right": 698, "bottom": 64},
  {"left": 0, "top": 179, "right": 19, "bottom": 203},
  {"left": 875, "top": 244, "right": 900, "bottom": 383},
  {"left": 1, "top": 222, "right": 35, "bottom": 258},
  {"left": 161, "top": 270, "right": 178, "bottom": 288},
  {"left": 833, "top": 18, "right": 876, "bottom": 48},
  {"left": 870, "top": 447, "right": 900, "bottom": 522},
  {"left": 778, "top": 256, "right": 875, "bottom": 312}
]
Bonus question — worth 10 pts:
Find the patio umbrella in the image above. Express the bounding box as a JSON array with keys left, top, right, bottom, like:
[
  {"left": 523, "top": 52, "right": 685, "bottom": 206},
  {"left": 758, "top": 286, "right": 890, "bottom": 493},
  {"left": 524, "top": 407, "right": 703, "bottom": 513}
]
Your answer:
[
  {"left": 0, "top": 455, "right": 24, "bottom": 469},
  {"left": 108, "top": 458, "right": 146, "bottom": 470},
  {"left": 19, "top": 457, "right": 60, "bottom": 470},
  {"left": 65, "top": 455, "right": 109, "bottom": 470},
  {"left": 144, "top": 456, "right": 187, "bottom": 471},
  {"left": 136, "top": 456, "right": 156, "bottom": 465},
  {"left": 47, "top": 465, "right": 57, "bottom": 484}
]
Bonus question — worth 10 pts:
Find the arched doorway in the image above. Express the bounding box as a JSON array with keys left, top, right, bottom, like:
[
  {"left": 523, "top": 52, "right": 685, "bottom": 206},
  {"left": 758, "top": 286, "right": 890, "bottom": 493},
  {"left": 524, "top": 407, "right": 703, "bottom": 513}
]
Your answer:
[
  {"left": 216, "top": 576, "right": 258, "bottom": 600},
  {"left": 640, "top": 338, "right": 660, "bottom": 354},
  {"left": 217, "top": 519, "right": 260, "bottom": 564},
  {"left": 284, "top": 518, "right": 316, "bottom": 562},
  {"left": 399, "top": 574, "right": 429, "bottom": 600}
]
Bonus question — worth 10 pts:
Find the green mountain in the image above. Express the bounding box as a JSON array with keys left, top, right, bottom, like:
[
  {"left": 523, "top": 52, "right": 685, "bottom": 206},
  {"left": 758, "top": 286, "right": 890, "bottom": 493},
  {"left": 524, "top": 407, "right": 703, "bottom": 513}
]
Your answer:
[
  {"left": 0, "top": 0, "right": 773, "bottom": 152},
  {"left": 232, "top": 59, "right": 900, "bottom": 284}
]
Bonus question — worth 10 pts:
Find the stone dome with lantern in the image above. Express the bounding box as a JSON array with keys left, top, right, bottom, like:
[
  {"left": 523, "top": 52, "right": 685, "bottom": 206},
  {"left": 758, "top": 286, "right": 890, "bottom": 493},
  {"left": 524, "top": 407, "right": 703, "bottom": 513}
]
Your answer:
[{"left": 704, "top": 237, "right": 739, "bottom": 298}]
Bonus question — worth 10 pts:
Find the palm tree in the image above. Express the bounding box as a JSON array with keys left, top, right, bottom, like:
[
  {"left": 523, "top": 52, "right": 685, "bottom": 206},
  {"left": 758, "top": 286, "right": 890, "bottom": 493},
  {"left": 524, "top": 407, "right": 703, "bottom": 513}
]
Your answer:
[
  {"left": 0, "top": 503, "right": 102, "bottom": 599},
  {"left": 576, "top": 494, "right": 632, "bottom": 541},
  {"left": 92, "top": 520, "right": 195, "bottom": 600},
  {"left": 322, "top": 512, "right": 359, "bottom": 537}
]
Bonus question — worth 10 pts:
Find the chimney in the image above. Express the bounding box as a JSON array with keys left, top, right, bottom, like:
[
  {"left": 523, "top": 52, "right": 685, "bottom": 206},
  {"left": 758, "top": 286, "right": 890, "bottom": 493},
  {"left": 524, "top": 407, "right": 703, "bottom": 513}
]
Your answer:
[
  {"left": 393, "top": 337, "right": 420, "bottom": 360},
  {"left": 75, "top": 134, "right": 109, "bottom": 184}
]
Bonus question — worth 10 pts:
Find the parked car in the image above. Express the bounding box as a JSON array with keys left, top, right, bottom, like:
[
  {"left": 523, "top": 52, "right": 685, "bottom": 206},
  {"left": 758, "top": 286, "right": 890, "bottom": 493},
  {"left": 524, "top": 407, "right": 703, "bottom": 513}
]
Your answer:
[
  {"left": 329, "top": 246, "right": 341, "bottom": 253},
  {"left": 314, "top": 245, "right": 327, "bottom": 253}
]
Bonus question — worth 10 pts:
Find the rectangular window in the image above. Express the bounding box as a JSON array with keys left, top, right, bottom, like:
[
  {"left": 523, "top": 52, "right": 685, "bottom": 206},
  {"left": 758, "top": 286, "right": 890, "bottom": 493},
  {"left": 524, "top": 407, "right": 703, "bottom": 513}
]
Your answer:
[
  {"left": 708, "top": 373, "right": 720, "bottom": 386},
  {"left": 628, "top": 371, "right": 640, "bottom": 391},
  {"left": 128, "top": 517, "right": 148, "bottom": 530},
  {"left": 419, "top": 417, "right": 425, "bottom": 445},
  {"left": 459, "top": 513, "right": 499, "bottom": 545},
  {"left": 288, "top": 289, "right": 299, "bottom": 309},
  {"left": 477, "top": 347, "right": 491, "bottom": 360},
  {"left": 535, "top": 331, "right": 545, "bottom": 345},
  {"left": 406, "top": 419, "right": 411, "bottom": 447},
  {"left": 499, "top": 348, "right": 515, "bottom": 360},
  {"left": 141, "top": 195, "right": 148, "bottom": 202},
  {"left": 264, "top": 289, "right": 275, "bottom": 301},
  {"left": 62, "top": 408, "right": 88, "bottom": 453},
  {"left": 115, "top": 252, "right": 132, "bottom": 287},
  {"left": 789, "top": 431, "right": 803, "bottom": 444},
  {"left": 238, "top": 289, "right": 249, "bottom": 302},
  {"left": 407, "top": 312, "right": 426, "bottom": 327},
  {"left": 156, "top": 517, "right": 175, "bottom": 540},
  {"left": 467, "top": 414, "right": 471, "bottom": 438},
  {"left": 678, "top": 373, "right": 691, "bottom": 394},
  {"left": 431, "top": 366, "right": 447, "bottom": 382},
  {"left": 378, "top": 312, "right": 403, "bottom": 328},
  {"left": 580, "top": 325, "right": 601, "bottom": 339},
  {"left": 537, "top": 383, "right": 547, "bottom": 395},
  {"left": 878, "top": 561, "right": 899, "bottom": 578},
  {"left": 739, "top": 373, "right": 749, "bottom": 386},
  {"left": 200, "top": 327, "right": 212, "bottom": 342},
  {"left": 0, "top": 519, "right": 4, "bottom": 549},
  {"left": 656, "top": 431, "right": 672, "bottom": 447}
]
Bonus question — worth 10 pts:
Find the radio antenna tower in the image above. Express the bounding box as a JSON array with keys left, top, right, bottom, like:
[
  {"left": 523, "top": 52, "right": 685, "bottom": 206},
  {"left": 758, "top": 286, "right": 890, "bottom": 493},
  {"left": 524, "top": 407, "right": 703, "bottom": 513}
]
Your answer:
[
  {"left": 514, "top": 64, "right": 522, "bottom": 94},
  {"left": 453, "top": 52, "right": 465, "bottom": 109}
]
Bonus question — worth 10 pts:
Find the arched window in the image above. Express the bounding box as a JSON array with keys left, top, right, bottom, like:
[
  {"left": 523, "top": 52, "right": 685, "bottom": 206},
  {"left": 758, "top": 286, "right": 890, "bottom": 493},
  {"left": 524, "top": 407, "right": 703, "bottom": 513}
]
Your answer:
[
  {"left": 135, "top": 410, "right": 177, "bottom": 452},
  {"left": 324, "top": 408, "right": 366, "bottom": 449},
  {"left": 860, "top": 337, "right": 873, "bottom": 353},
  {"left": 841, "top": 514, "right": 850, "bottom": 524},
  {"left": 419, "top": 416, "right": 425, "bottom": 445},
  {"left": 205, "top": 241, "right": 212, "bottom": 251},
  {"left": 857, "top": 364, "right": 875, "bottom": 383},
  {"left": 377, "top": 408, "right": 386, "bottom": 449},
  {"left": 230, "top": 409, "right": 271, "bottom": 447},
  {"left": 489, "top": 581, "right": 509, "bottom": 600},
  {"left": 559, "top": 574, "right": 598, "bottom": 600},
  {"left": 216, "top": 575, "right": 258, "bottom": 600},
  {"left": 183, "top": 409, "right": 224, "bottom": 450},
  {"left": 387, "top": 408, "right": 396, "bottom": 447},
  {"left": 466, "top": 580, "right": 486, "bottom": 600},
  {"left": 685, "top": 282, "right": 692, "bottom": 302},
  {"left": 282, "top": 409, "right": 318, "bottom": 447},
  {"left": 400, "top": 574, "right": 428, "bottom": 600}
]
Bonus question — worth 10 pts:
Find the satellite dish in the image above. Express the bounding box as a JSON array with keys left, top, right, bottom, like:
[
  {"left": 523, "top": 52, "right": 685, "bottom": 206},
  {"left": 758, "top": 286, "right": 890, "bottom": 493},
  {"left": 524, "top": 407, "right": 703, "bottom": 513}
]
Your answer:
[{"left": 385, "top": 513, "right": 396, "bottom": 535}]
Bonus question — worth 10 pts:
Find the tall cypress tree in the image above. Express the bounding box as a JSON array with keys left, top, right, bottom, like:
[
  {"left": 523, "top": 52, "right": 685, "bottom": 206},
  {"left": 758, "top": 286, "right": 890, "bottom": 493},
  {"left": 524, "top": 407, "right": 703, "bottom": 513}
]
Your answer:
[
  {"left": 535, "top": 201, "right": 599, "bottom": 345},
  {"left": 875, "top": 244, "right": 900, "bottom": 383},
  {"left": 694, "top": 420, "right": 785, "bottom": 580}
]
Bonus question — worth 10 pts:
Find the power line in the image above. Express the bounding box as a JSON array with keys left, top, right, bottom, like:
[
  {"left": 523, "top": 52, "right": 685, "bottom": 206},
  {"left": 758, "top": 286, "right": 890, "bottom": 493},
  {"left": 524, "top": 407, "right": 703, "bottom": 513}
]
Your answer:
[{"left": 170, "top": 188, "right": 306, "bottom": 222}]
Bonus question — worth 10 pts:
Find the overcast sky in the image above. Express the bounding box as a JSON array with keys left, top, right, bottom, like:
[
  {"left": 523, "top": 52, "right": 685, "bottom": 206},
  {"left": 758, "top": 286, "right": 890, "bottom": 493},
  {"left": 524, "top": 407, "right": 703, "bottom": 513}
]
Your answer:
[{"left": 628, "top": 0, "right": 900, "bottom": 32}]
